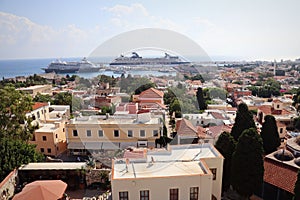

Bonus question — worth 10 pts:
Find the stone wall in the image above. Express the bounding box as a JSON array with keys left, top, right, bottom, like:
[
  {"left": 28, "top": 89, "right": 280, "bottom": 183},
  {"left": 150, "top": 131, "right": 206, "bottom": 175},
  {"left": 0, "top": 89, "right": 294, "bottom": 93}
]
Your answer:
[
  {"left": 0, "top": 169, "right": 18, "bottom": 200},
  {"left": 86, "top": 169, "right": 111, "bottom": 187}
]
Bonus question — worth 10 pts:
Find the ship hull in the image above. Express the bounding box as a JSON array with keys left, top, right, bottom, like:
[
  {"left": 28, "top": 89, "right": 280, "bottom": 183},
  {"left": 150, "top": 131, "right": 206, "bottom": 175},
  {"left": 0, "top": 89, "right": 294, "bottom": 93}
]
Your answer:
[
  {"left": 43, "top": 57, "right": 100, "bottom": 74},
  {"left": 110, "top": 61, "right": 190, "bottom": 66},
  {"left": 44, "top": 68, "right": 79, "bottom": 73}
]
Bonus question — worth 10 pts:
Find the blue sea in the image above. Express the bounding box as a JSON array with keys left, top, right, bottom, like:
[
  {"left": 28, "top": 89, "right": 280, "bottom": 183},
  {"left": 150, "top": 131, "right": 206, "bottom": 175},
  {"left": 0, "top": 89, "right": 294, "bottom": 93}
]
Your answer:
[{"left": 0, "top": 58, "right": 176, "bottom": 79}]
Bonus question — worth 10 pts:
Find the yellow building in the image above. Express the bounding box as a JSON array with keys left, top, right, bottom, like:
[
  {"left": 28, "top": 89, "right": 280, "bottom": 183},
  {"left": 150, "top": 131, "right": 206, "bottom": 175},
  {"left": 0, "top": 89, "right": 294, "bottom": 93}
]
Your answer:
[
  {"left": 66, "top": 112, "right": 163, "bottom": 155},
  {"left": 17, "top": 84, "right": 52, "bottom": 97},
  {"left": 111, "top": 143, "right": 223, "bottom": 200},
  {"left": 30, "top": 122, "right": 67, "bottom": 156},
  {"left": 28, "top": 103, "right": 70, "bottom": 157}
]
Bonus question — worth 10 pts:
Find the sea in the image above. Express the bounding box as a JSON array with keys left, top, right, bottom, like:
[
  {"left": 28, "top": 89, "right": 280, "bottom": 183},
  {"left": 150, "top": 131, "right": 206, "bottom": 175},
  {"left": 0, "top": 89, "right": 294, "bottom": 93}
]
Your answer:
[{"left": 0, "top": 58, "right": 176, "bottom": 79}]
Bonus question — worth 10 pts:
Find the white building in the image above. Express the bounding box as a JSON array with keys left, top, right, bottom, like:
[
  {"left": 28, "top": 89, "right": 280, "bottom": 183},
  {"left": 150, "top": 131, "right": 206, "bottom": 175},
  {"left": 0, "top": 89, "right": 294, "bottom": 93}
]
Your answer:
[{"left": 111, "top": 143, "right": 223, "bottom": 200}]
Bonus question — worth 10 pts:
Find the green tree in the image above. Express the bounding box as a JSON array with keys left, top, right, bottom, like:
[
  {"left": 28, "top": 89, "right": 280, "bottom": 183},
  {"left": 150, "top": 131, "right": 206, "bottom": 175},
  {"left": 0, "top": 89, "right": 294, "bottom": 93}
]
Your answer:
[
  {"left": 134, "top": 82, "right": 156, "bottom": 95},
  {"left": 191, "top": 74, "right": 205, "bottom": 82},
  {"left": 231, "top": 128, "right": 264, "bottom": 198},
  {"left": 260, "top": 115, "right": 281, "bottom": 154},
  {"left": 0, "top": 137, "right": 44, "bottom": 181},
  {"left": 0, "top": 86, "right": 44, "bottom": 181},
  {"left": 215, "top": 132, "right": 236, "bottom": 193},
  {"left": 0, "top": 86, "right": 34, "bottom": 140},
  {"left": 118, "top": 76, "right": 153, "bottom": 94},
  {"left": 33, "top": 93, "right": 53, "bottom": 103},
  {"left": 169, "top": 99, "right": 181, "bottom": 118},
  {"left": 294, "top": 170, "right": 300, "bottom": 200},
  {"left": 155, "top": 135, "right": 172, "bottom": 148},
  {"left": 208, "top": 87, "right": 227, "bottom": 100},
  {"left": 196, "top": 87, "right": 207, "bottom": 110},
  {"left": 231, "top": 103, "right": 256, "bottom": 141},
  {"left": 53, "top": 92, "right": 72, "bottom": 105},
  {"left": 72, "top": 96, "right": 83, "bottom": 112},
  {"left": 98, "top": 75, "right": 117, "bottom": 87},
  {"left": 100, "top": 106, "right": 112, "bottom": 115},
  {"left": 163, "top": 88, "right": 177, "bottom": 105},
  {"left": 247, "top": 86, "right": 259, "bottom": 96},
  {"left": 53, "top": 92, "right": 81, "bottom": 113},
  {"left": 294, "top": 117, "right": 300, "bottom": 130}
]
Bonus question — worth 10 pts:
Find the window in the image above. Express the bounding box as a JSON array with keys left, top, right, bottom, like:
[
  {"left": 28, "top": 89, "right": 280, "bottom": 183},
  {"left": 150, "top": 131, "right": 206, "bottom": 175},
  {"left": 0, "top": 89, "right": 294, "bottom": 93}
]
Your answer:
[
  {"left": 41, "top": 110, "right": 44, "bottom": 114},
  {"left": 87, "top": 130, "right": 92, "bottom": 137},
  {"left": 98, "top": 130, "right": 104, "bottom": 137},
  {"left": 40, "top": 148, "right": 44, "bottom": 153},
  {"left": 114, "top": 130, "right": 120, "bottom": 137},
  {"left": 140, "top": 130, "right": 146, "bottom": 137},
  {"left": 63, "top": 128, "right": 65, "bottom": 132},
  {"left": 280, "top": 128, "right": 283, "bottom": 133},
  {"left": 153, "top": 130, "right": 159, "bottom": 137},
  {"left": 55, "top": 134, "right": 58, "bottom": 139},
  {"left": 170, "top": 188, "right": 179, "bottom": 200},
  {"left": 119, "top": 191, "right": 128, "bottom": 200},
  {"left": 128, "top": 130, "right": 133, "bottom": 137},
  {"left": 42, "top": 136, "right": 47, "bottom": 141},
  {"left": 140, "top": 190, "right": 149, "bottom": 200},
  {"left": 277, "top": 104, "right": 280, "bottom": 109},
  {"left": 210, "top": 168, "right": 217, "bottom": 180},
  {"left": 47, "top": 148, "right": 51, "bottom": 153},
  {"left": 190, "top": 187, "right": 199, "bottom": 200},
  {"left": 73, "top": 130, "right": 78, "bottom": 137},
  {"left": 37, "top": 111, "right": 40, "bottom": 119}
]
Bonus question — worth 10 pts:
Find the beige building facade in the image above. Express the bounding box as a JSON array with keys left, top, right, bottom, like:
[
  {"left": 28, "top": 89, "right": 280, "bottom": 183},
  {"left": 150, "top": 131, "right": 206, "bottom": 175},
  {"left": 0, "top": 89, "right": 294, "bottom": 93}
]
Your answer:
[
  {"left": 66, "top": 112, "right": 163, "bottom": 155},
  {"left": 111, "top": 144, "right": 223, "bottom": 200},
  {"left": 27, "top": 103, "right": 70, "bottom": 157}
]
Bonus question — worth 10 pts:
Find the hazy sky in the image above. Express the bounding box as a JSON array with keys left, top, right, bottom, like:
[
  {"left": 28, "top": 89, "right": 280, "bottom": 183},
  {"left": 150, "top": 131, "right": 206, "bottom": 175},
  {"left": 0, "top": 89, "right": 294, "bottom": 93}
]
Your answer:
[{"left": 0, "top": 0, "right": 299, "bottom": 61}]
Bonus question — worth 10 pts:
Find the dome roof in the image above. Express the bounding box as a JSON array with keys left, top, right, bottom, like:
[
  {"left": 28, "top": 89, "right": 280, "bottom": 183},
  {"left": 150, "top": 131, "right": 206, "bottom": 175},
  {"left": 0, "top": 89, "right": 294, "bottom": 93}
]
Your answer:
[
  {"left": 295, "top": 157, "right": 300, "bottom": 167},
  {"left": 273, "top": 149, "right": 294, "bottom": 161}
]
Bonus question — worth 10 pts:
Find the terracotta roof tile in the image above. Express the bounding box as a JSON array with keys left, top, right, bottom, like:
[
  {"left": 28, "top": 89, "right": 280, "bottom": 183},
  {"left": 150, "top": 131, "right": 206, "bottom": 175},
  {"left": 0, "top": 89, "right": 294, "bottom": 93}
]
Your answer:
[
  {"left": 32, "top": 102, "right": 48, "bottom": 110},
  {"left": 264, "top": 157, "right": 298, "bottom": 194},
  {"left": 177, "top": 118, "right": 198, "bottom": 137},
  {"left": 211, "top": 112, "right": 227, "bottom": 120},
  {"left": 139, "top": 88, "right": 164, "bottom": 99},
  {"left": 258, "top": 105, "right": 292, "bottom": 116}
]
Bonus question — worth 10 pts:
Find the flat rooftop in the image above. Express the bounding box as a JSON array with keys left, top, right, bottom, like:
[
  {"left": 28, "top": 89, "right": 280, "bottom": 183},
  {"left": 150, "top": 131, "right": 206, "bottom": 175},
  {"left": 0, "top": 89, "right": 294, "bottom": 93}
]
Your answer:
[
  {"left": 113, "top": 144, "right": 222, "bottom": 179},
  {"left": 113, "top": 160, "right": 207, "bottom": 179},
  {"left": 35, "top": 123, "right": 57, "bottom": 133},
  {"left": 18, "top": 85, "right": 51, "bottom": 90},
  {"left": 147, "top": 144, "right": 220, "bottom": 161},
  {"left": 70, "top": 116, "right": 161, "bottom": 125},
  {"left": 19, "top": 162, "right": 86, "bottom": 170}
]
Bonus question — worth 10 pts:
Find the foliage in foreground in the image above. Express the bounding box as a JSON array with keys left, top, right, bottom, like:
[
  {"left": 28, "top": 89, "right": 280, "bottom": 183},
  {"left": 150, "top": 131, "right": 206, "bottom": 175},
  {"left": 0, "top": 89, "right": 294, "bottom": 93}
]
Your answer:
[
  {"left": 231, "top": 128, "right": 264, "bottom": 198},
  {"left": 0, "top": 86, "right": 44, "bottom": 181}
]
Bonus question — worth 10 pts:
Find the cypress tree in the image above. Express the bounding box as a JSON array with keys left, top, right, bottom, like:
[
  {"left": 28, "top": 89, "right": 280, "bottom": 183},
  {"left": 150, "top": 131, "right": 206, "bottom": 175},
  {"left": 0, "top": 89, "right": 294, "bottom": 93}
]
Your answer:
[
  {"left": 215, "top": 132, "right": 236, "bottom": 193},
  {"left": 231, "top": 103, "right": 256, "bottom": 141},
  {"left": 260, "top": 115, "right": 281, "bottom": 154},
  {"left": 231, "top": 128, "right": 264, "bottom": 198},
  {"left": 196, "top": 87, "right": 207, "bottom": 110}
]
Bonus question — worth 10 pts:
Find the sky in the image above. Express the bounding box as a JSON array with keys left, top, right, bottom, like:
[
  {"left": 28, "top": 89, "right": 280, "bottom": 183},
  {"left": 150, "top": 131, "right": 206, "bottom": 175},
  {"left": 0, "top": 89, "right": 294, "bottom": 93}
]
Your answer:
[{"left": 0, "top": 0, "right": 300, "bottom": 61}]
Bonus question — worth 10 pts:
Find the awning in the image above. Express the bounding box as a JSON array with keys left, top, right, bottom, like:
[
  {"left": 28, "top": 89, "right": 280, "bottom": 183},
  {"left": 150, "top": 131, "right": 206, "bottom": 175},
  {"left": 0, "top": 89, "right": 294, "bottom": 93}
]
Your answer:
[
  {"left": 68, "top": 142, "right": 120, "bottom": 150},
  {"left": 68, "top": 142, "right": 85, "bottom": 149}
]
